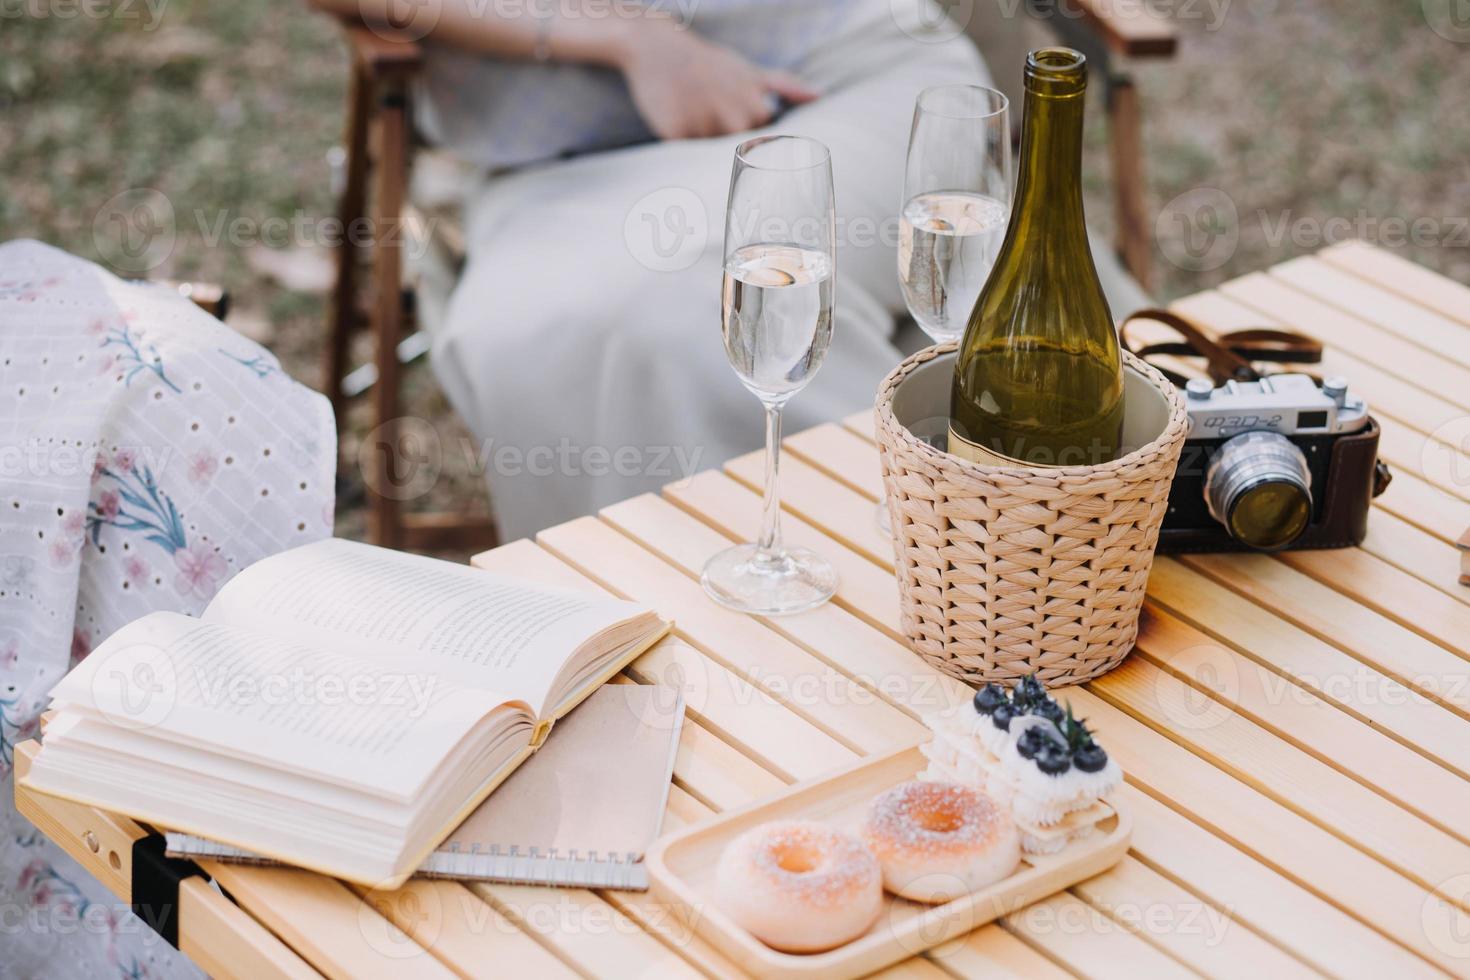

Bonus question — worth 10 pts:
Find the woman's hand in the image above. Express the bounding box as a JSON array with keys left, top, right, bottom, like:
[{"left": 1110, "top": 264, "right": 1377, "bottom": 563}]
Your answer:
[{"left": 616, "top": 18, "right": 820, "bottom": 140}]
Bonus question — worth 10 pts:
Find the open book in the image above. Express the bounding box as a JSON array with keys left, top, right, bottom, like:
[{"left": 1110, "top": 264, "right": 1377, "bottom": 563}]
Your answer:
[{"left": 21, "top": 539, "right": 669, "bottom": 888}]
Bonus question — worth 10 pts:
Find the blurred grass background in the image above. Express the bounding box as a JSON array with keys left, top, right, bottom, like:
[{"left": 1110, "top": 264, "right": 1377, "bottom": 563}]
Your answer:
[{"left": 3, "top": 0, "right": 1468, "bottom": 543}]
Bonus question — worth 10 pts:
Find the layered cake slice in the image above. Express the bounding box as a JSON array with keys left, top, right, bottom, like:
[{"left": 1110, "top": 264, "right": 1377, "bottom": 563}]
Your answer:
[{"left": 921, "top": 676, "right": 1122, "bottom": 854}]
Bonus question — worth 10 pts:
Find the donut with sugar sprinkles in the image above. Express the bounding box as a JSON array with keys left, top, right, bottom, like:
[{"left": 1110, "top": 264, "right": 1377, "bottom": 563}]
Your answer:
[
  {"left": 715, "top": 820, "right": 883, "bottom": 953},
  {"left": 862, "top": 780, "right": 1021, "bottom": 903}
]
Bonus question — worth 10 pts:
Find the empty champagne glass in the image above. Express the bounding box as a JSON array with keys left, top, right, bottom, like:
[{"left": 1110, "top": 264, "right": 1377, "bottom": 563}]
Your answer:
[
  {"left": 701, "top": 136, "right": 839, "bottom": 615},
  {"left": 880, "top": 84, "right": 1011, "bottom": 532}
]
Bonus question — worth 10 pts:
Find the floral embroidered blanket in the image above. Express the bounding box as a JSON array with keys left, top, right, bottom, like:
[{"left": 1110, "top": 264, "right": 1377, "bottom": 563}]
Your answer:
[{"left": 0, "top": 240, "right": 335, "bottom": 978}]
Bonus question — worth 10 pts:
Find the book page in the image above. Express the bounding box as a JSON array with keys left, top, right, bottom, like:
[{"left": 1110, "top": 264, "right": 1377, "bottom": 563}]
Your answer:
[
  {"left": 49, "top": 611, "right": 511, "bottom": 799},
  {"left": 203, "top": 539, "right": 648, "bottom": 713}
]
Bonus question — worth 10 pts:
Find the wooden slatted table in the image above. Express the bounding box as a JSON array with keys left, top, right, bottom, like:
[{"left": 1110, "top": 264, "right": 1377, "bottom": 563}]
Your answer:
[{"left": 15, "top": 240, "right": 1470, "bottom": 978}]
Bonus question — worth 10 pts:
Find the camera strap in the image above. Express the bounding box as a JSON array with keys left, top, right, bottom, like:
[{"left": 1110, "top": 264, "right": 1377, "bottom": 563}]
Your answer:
[
  {"left": 1120, "top": 308, "right": 1324, "bottom": 386},
  {"left": 1121, "top": 308, "right": 1391, "bottom": 499}
]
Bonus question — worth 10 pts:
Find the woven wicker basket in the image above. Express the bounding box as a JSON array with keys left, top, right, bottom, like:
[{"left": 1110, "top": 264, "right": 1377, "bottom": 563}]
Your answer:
[{"left": 875, "top": 343, "right": 1189, "bottom": 688}]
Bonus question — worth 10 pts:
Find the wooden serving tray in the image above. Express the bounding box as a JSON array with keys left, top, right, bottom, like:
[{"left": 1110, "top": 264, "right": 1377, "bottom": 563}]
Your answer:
[{"left": 647, "top": 742, "right": 1131, "bottom": 979}]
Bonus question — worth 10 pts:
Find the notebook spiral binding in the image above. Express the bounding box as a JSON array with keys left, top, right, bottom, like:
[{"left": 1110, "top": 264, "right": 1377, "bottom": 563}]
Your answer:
[
  {"left": 421, "top": 842, "right": 648, "bottom": 890},
  {"left": 163, "top": 835, "right": 650, "bottom": 890}
]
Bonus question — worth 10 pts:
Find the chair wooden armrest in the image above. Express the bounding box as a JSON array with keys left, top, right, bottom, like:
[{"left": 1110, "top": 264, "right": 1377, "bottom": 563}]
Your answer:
[
  {"left": 343, "top": 23, "right": 424, "bottom": 77},
  {"left": 1070, "top": 0, "right": 1178, "bottom": 58},
  {"left": 1023, "top": 0, "right": 1180, "bottom": 291}
]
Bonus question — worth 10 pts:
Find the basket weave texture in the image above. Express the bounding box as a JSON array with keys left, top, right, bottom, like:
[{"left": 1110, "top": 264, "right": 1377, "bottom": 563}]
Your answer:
[{"left": 876, "top": 344, "right": 1188, "bottom": 688}]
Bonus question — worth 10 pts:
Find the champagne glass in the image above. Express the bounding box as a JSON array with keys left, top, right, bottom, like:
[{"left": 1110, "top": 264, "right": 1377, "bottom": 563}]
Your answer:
[
  {"left": 702, "top": 136, "right": 839, "bottom": 616},
  {"left": 880, "top": 84, "right": 1011, "bottom": 532},
  {"left": 899, "top": 83, "right": 1011, "bottom": 344}
]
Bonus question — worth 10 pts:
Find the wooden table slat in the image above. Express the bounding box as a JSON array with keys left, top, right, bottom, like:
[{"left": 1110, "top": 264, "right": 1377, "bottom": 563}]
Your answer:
[
  {"left": 1319, "top": 240, "right": 1470, "bottom": 328},
  {"left": 465, "top": 881, "right": 704, "bottom": 979},
  {"left": 1176, "top": 551, "right": 1470, "bottom": 716},
  {"left": 537, "top": 517, "right": 924, "bottom": 753},
  {"left": 1144, "top": 560, "right": 1470, "bottom": 777},
  {"left": 1131, "top": 606, "right": 1470, "bottom": 844},
  {"left": 1223, "top": 271, "right": 1470, "bottom": 408},
  {"left": 1094, "top": 657, "right": 1470, "bottom": 902},
  {"left": 1360, "top": 510, "right": 1470, "bottom": 604},
  {"left": 663, "top": 469, "right": 904, "bottom": 640},
  {"left": 204, "top": 865, "right": 456, "bottom": 980},
  {"left": 1120, "top": 783, "right": 1439, "bottom": 978},
  {"left": 1068, "top": 854, "right": 1314, "bottom": 978},
  {"left": 348, "top": 880, "right": 580, "bottom": 980},
  {"left": 1274, "top": 545, "right": 1470, "bottom": 657},
  {"left": 474, "top": 541, "right": 861, "bottom": 781},
  {"left": 602, "top": 493, "right": 965, "bottom": 718},
  {"left": 1270, "top": 255, "right": 1470, "bottom": 369},
  {"left": 724, "top": 449, "right": 894, "bottom": 568}
]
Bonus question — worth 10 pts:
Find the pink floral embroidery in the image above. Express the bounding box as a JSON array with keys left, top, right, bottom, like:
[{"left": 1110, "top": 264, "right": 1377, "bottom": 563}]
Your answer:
[
  {"left": 112, "top": 448, "right": 136, "bottom": 472},
  {"left": 87, "top": 317, "right": 109, "bottom": 337},
  {"left": 96, "top": 491, "right": 120, "bottom": 520},
  {"left": 48, "top": 523, "right": 83, "bottom": 567},
  {"left": 174, "top": 542, "right": 227, "bottom": 599},
  {"left": 18, "top": 858, "right": 44, "bottom": 891},
  {"left": 0, "top": 639, "right": 17, "bottom": 670},
  {"left": 124, "top": 556, "right": 150, "bottom": 587},
  {"left": 91, "top": 451, "right": 109, "bottom": 480},
  {"left": 71, "top": 627, "right": 91, "bottom": 664},
  {"left": 187, "top": 451, "right": 218, "bottom": 486},
  {"left": 61, "top": 511, "right": 86, "bottom": 538}
]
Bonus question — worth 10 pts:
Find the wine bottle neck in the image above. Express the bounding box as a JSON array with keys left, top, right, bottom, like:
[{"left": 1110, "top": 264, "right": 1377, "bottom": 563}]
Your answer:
[{"left": 1011, "top": 85, "right": 1087, "bottom": 238}]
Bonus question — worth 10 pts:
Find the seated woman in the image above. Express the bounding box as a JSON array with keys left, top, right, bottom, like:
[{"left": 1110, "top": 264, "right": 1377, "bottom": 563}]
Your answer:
[{"left": 325, "top": 0, "right": 1141, "bottom": 539}]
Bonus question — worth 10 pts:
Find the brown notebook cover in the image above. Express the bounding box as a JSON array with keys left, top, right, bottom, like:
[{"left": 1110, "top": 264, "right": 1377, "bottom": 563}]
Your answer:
[{"left": 165, "top": 685, "right": 684, "bottom": 890}]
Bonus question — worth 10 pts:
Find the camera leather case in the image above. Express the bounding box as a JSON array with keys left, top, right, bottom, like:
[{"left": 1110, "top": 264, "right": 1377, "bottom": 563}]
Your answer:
[{"left": 1157, "top": 416, "right": 1385, "bottom": 554}]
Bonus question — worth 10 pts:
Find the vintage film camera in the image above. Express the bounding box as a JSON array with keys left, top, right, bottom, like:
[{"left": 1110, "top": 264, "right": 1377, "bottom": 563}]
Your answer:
[{"left": 1158, "top": 372, "right": 1387, "bottom": 553}]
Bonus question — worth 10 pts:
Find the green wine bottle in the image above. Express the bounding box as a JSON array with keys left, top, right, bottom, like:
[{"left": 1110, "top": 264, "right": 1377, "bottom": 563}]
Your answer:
[{"left": 949, "top": 47, "right": 1124, "bottom": 468}]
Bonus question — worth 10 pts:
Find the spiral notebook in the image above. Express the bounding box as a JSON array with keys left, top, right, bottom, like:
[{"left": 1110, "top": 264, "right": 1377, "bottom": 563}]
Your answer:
[{"left": 165, "top": 685, "right": 683, "bottom": 890}]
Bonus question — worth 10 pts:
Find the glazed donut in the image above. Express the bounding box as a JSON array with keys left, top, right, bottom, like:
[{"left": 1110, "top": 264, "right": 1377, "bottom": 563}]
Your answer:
[
  {"left": 716, "top": 820, "right": 883, "bottom": 952},
  {"left": 861, "top": 781, "right": 1020, "bottom": 903}
]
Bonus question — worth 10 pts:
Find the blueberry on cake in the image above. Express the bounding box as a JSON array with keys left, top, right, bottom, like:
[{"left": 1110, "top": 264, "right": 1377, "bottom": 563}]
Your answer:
[{"left": 920, "top": 676, "right": 1122, "bottom": 854}]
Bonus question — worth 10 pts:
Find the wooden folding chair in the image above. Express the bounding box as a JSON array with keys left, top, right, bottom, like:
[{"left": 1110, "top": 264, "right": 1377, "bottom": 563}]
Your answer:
[{"left": 321, "top": 24, "right": 498, "bottom": 551}]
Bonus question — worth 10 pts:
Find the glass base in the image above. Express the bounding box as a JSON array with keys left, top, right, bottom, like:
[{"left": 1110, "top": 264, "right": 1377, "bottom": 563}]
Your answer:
[{"left": 701, "top": 544, "right": 837, "bottom": 616}]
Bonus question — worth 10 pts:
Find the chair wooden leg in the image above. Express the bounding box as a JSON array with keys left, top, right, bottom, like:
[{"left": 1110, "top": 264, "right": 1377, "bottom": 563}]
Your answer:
[
  {"left": 326, "top": 60, "right": 371, "bottom": 430},
  {"left": 1108, "top": 75, "right": 1153, "bottom": 294},
  {"left": 367, "top": 83, "right": 410, "bottom": 549}
]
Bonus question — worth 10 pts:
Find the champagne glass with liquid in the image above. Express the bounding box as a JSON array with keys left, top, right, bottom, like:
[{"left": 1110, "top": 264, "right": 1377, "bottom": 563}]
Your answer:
[
  {"left": 899, "top": 84, "right": 1011, "bottom": 345},
  {"left": 702, "top": 135, "right": 839, "bottom": 615},
  {"left": 881, "top": 84, "right": 1011, "bottom": 532}
]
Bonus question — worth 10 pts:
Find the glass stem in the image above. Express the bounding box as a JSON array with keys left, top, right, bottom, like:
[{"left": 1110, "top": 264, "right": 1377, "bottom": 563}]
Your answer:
[{"left": 756, "top": 402, "right": 785, "bottom": 560}]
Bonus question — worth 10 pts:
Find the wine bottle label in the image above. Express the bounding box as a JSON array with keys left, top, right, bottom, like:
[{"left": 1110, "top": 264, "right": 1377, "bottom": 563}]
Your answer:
[{"left": 946, "top": 424, "right": 1066, "bottom": 469}]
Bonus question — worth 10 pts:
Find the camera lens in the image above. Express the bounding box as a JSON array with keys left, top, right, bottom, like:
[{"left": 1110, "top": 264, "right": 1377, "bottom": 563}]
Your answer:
[{"left": 1204, "top": 431, "right": 1312, "bottom": 550}]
